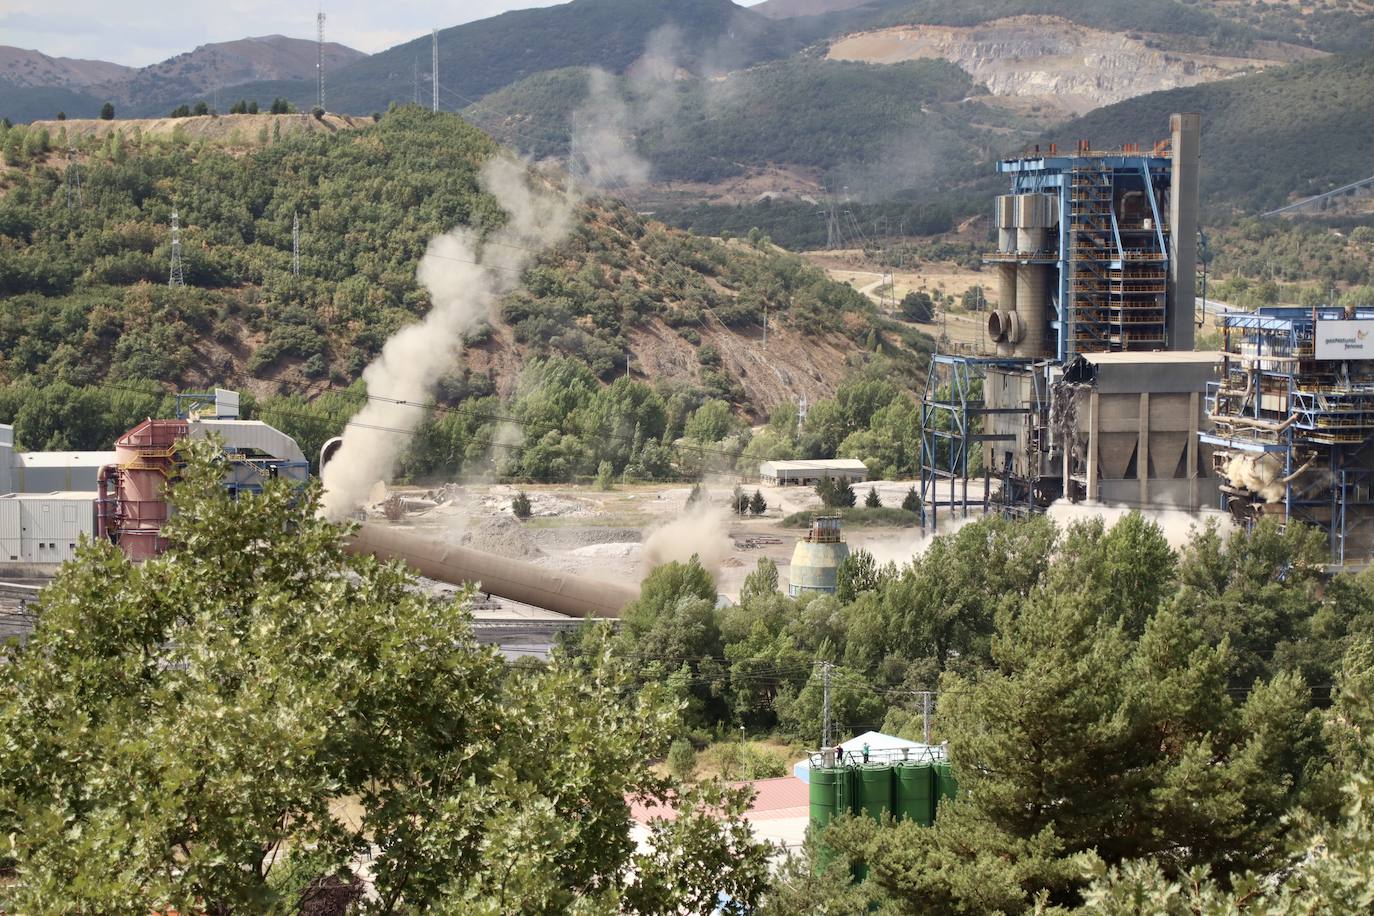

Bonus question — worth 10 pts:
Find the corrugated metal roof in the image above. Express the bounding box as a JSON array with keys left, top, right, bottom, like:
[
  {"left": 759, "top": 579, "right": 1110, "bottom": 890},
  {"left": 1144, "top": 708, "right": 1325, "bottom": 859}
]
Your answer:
[
  {"left": 15, "top": 452, "right": 116, "bottom": 468},
  {"left": 0, "top": 491, "right": 98, "bottom": 500},
  {"left": 760, "top": 459, "right": 869, "bottom": 473},
  {"left": 187, "top": 420, "right": 305, "bottom": 463}
]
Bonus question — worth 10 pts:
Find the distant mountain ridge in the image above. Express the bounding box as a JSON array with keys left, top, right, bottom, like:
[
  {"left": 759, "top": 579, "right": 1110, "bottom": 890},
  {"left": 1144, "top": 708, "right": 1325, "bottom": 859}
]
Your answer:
[
  {"left": 0, "top": 47, "right": 134, "bottom": 89},
  {"left": 0, "top": 36, "right": 365, "bottom": 122}
]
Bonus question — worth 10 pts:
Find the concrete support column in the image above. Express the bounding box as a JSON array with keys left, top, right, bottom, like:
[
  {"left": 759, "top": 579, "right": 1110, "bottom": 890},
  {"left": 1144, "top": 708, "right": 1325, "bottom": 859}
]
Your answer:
[
  {"left": 1168, "top": 112, "right": 1200, "bottom": 351},
  {"left": 1138, "top": 392, "right": 1151, "bottom": 505},
  {"left": 1087, "top": 392, "right": 1099, "bottom": 501}
]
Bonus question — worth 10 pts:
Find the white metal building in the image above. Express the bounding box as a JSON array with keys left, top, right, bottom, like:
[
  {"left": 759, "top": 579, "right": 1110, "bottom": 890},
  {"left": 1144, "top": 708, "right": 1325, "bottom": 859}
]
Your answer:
[
  {"left": 759, "top": 458, "right": 870, "bottom": 487},
  {"left": 0, "top": 492, "right": 98, "bottom": 567},
  {"left": 0, "top": 424, "right": 113, "bottom": 493}
]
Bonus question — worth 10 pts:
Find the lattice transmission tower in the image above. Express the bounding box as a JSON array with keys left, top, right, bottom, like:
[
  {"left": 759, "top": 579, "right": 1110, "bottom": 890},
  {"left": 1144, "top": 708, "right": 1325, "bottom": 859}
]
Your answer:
[
  {"left": 316, "top": 8, "right": 327, "bottom": 112},
  {"left": 169, "top": 208, "right": 185, "bottom": 287},
  {"left": 292, "top": 211, "right": 301, "bottom": 277},
  {"left": 432, "top": 28, "right": 439, "bottom": 113}
]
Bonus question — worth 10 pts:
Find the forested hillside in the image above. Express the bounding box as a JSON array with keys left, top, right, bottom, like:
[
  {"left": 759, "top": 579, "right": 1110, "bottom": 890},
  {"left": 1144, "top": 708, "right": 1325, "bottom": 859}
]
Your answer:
[
  {"left": 292, "top": 0, "right": 810, "bottom": 118},
  {"left": 0, "top": 107, "right": 922, "bottom": 480},
  {"left": 468, "top": 57, "right": 1007, "bottom": 189},
  {"left": 1057, "top": 53, "right": 1374, "bottom": 215}
]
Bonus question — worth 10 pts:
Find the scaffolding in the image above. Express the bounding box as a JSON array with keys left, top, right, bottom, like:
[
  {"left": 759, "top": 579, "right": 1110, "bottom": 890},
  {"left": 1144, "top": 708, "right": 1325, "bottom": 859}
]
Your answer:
[
  {"left": 1201, "top": 307, "right": 1374, "bottom": 565},
  {"left": 1067, "top": 158, "right": 1170, "bottom": 354},
  {"left": 918, "top": 355, "right": 1038, "bottom": 530}
]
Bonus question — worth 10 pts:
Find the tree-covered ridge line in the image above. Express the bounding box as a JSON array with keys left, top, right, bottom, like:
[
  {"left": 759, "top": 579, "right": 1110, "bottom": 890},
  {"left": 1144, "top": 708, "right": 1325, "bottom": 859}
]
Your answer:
[
  {"left": 597, "top": 507, "right": 1374, "bottom": 912},
  {"left": 465, "top": 56, "right": 1003, "bottom": 188},
  {"left": 0, "top": 106, "right": 931, "bottom": 482}
]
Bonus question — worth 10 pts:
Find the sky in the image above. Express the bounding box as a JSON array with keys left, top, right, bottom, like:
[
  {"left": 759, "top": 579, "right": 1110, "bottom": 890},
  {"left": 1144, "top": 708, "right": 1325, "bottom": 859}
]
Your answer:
[{"left": 2, "top": 0, "right": 767, "bottom": 68}]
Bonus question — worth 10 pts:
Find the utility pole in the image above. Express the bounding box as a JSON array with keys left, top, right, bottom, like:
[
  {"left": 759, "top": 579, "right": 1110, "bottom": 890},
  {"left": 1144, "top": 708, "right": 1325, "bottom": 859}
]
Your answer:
[
  {"left": 921, "top": 691, "right": 932, "bottom": 745},
  {"left": 432, "top": 28, "right": 439, "bottom": 113},
  {"left": 798, "top": 393, "right": 808, "bottom": 435},
  {"left": 821, "top": 661, "right": 832, "bottom": 750},
  {"left": 169, "top": 208, "right": 185, "bottom": 288},
  {"left": 292, "top": 211, "right": 301, "bottom": 277},
  {"left": 316, "top": 7, "right": 327, "bottom": 112}
]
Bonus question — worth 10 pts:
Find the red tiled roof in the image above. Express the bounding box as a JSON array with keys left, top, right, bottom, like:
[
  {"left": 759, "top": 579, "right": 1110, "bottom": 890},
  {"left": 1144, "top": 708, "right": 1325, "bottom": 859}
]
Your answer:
[{"left": 628, "top": 776, "right": 809, "bottom": 824}]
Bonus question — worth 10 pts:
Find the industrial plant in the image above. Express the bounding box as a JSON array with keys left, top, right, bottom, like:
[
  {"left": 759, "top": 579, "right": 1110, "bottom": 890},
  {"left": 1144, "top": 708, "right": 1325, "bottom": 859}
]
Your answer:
[
  {"left": 1203, "top": 307, "right": 1374, "bottom": 564},
  {"left": 916, "top": 112, "right": 1374, "bottom": 568}
]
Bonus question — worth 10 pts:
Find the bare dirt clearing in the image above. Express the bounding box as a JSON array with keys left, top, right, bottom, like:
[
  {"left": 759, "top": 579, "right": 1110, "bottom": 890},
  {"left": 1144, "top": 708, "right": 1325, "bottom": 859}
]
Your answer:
[
  {"left": 828, "top": 16, "right": 1320, "bottom": 116},
  {"left": 372, "top": 477, "right": 931, "bottom": 602}
]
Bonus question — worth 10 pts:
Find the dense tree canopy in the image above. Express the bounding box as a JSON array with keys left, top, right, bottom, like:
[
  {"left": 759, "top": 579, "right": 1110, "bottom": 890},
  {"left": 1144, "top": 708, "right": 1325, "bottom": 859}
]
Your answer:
[{"left": 0, "top": 441, "right": 772, "bottom": 912}]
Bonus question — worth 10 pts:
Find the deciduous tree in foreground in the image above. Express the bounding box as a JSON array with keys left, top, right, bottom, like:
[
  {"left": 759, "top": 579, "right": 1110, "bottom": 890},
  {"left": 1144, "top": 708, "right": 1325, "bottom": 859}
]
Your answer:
[{"left": 0, "top": 440, "right": 770, "bottom": 913}]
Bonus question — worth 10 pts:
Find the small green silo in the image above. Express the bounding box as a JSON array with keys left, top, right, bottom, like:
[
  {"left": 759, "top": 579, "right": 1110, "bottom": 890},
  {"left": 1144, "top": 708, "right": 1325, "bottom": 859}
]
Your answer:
[
  {"left": 809, "top": 766, "right": 844, "bottom": 829},
  {"left": 934, "top": 761, "right": 959, "bottom": 814},
  {"left": 895, "top": 762, "right": 935, "bottom": 826},
  {"left": 788, "top": 516, "right": 850, "bottom": 597},
  {"left": 857, "top": 765, "right": 894, "bottom": 821}
]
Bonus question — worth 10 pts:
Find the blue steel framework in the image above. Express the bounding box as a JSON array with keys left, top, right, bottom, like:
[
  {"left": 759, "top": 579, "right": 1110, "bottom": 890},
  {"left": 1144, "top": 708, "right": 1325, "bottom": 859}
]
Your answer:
[
  {"left": 1200, "top": 307, "right": 1374, "bottom": 565},
  {"left": 985, "top": 148, "right": 1173, "bottom": 360},
  {"left": 920, "top": 145, "right": 1174, "bottom": 528},
  {"left": 918, "top": 355, "right": 1037, "bottom": 531}
]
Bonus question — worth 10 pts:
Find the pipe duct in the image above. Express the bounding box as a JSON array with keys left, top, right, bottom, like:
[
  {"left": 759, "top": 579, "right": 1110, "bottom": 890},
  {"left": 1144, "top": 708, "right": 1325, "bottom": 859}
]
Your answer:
[{"left": 346, "top": 523, "right": 638, "bottom": 618}]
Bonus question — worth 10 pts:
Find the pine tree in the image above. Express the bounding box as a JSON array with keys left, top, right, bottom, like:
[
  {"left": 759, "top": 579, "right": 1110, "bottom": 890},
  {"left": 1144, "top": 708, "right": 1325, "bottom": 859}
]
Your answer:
[
  {"left": 749, "top": 489, "right": 766, "bottom": 515},
  {"left": 511, "top": 490, "right": 532, "bottom": 519},
  {"left": 901, "top": 486, "right": 919, "bottom": 512},
  {"left": 667, "top": 738, "right": 697, "bottom": 782},
  {"left": 834, "top": 480, "right": 857, "bottom": 508},
  {"left": 865, "top": 486, "right": 882, "bottom": 508},
  {"left": 596, "top": 460, "right": 615, "bottom": 491}
]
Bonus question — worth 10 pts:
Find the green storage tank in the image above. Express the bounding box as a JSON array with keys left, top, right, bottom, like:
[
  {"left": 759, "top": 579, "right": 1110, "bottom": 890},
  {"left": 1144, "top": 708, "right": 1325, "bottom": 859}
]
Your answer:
[
  {"left": 934, "top": 761, "right": 959, "bottom": 813},
  {"left": 857, "top": 765, "right": 894, "bottom": 821},
  {"left": 895, "top": 762, "right": 935, "bottom": 826},
  {"left": 810, "top": 765, "right": 858, "bottom": 829}
]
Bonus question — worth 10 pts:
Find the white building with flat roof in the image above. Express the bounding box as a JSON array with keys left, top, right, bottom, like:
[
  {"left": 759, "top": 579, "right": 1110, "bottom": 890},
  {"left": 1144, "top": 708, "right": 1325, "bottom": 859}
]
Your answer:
[{"left": 759, "top": 458, "right": 869, "bottom": 487}]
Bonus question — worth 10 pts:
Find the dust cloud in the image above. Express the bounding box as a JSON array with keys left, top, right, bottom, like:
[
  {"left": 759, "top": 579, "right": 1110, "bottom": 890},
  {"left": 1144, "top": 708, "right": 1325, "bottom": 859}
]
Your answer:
[
  {"left": 1046, "top": 500, "right": 1234, "bottom": 550},
  {"left": 860, "top": 515, "right": 979, "bottom": 568},
  {"left": 570, "top": 68, "right": 652, "bottom": 190},
  {"left": 1221, "top": 453, "right": 1286, "bottom": 503},
  {"left": 641, "top": 500, "right": 732, "bottom": 578},
  {"left": 321, "top": 157, "right": 577, "bottom": 520}
]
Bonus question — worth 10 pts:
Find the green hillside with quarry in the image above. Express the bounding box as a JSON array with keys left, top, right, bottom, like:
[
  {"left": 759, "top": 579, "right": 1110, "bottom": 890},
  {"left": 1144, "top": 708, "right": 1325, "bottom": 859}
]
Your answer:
[{"left": 0, "top": 107, "right": 931, "bottom": 481}]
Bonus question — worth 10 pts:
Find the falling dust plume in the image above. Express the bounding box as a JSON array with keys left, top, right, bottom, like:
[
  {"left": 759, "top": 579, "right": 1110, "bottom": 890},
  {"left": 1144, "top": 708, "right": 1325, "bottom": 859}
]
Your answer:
[
  {"left": 1221, "top": 453, "right": 1286, "bottom": 504},
  {"left": 1046, "top": 500, "right": 1235, "bottom": 551},
  {"left": 641, "top": 491, "right": 732, "bottom": 579},
  {"left": 570, "top": 68, "right": 653, "bottom": 191},
  {"left": 321, "top": 157, "right": 576, "bottom": 520}
]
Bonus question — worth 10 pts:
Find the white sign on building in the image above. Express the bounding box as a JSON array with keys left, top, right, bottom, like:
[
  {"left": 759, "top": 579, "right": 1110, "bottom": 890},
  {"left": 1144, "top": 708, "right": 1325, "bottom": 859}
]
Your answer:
[{"left": 1315, "top": 320, "right": 1374, "bottom": 360}]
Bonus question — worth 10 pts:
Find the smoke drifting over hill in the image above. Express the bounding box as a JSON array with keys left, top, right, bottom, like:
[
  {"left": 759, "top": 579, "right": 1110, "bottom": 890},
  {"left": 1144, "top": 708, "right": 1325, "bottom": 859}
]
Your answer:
[{"left": 321, "top": 158, "right": 576, "bottom": 519}]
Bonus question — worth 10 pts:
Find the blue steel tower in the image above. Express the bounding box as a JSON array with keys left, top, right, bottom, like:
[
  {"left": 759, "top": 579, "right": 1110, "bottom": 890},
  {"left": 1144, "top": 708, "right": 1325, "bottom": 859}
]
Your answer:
[{"left": 982, "top": 114, "right": 1200, "bottom": 361}]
